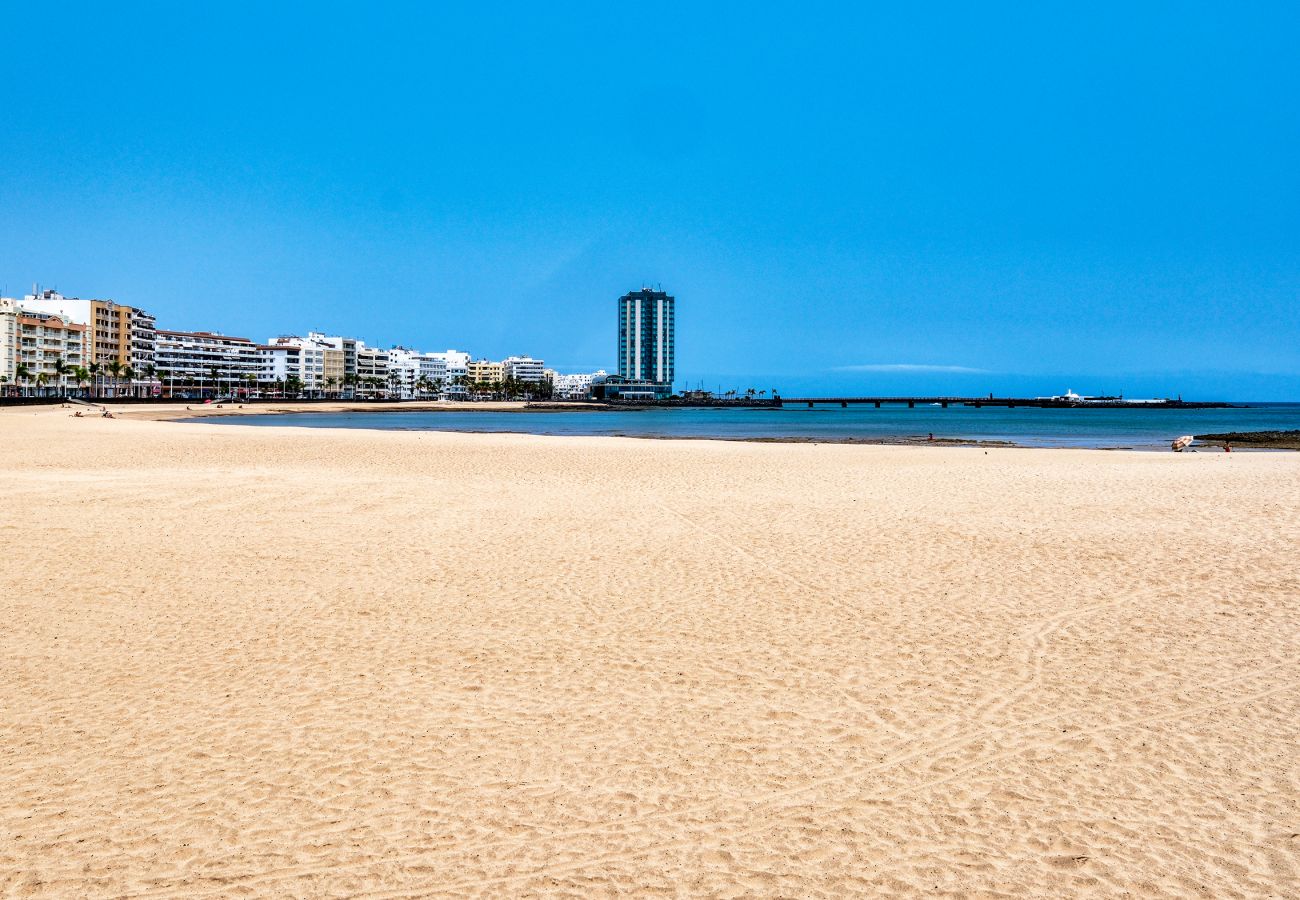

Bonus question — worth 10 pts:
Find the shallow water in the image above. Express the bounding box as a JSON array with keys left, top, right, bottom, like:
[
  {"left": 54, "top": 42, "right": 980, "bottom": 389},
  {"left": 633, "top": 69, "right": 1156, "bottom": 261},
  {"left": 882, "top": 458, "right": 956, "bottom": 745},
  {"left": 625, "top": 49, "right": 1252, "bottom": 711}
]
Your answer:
[{"left": 193, "top": 403, "right": 1300, "bottom": 449}]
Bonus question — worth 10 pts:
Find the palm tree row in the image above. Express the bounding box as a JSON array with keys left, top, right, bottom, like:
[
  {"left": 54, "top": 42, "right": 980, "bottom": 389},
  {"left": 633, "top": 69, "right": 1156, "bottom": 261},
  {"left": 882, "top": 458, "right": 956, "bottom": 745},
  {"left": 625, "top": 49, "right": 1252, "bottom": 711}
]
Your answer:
[
  {"left": 2, "top": 363, "right": 554, "bottom": 402},
  {"left": 2, "top": 356, "right": 120, "bottom": 398},
  {"left": 451, "top": 374, "right": 554, "bottom": 401}
]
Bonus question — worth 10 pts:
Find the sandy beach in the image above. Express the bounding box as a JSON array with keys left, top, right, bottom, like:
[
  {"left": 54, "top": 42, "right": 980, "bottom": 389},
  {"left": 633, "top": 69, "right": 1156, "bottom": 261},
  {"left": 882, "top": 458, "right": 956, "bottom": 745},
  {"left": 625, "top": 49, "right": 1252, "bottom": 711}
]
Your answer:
[{"left": 2, "top": 403, "right": 1298, "bottom": 898}]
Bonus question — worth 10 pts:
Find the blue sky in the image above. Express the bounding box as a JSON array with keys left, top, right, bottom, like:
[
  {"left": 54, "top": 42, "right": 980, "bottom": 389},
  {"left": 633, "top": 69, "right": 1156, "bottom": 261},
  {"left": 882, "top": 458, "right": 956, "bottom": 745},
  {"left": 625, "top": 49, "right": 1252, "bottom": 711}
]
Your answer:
[{"left": 2, "top": 2, "right": 1297, "bottom": 398}]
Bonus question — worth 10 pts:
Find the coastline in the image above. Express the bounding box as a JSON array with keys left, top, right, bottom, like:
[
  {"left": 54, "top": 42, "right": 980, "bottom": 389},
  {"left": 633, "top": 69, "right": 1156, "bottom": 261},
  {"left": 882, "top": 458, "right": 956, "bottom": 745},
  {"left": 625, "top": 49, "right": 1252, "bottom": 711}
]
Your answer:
[
  {"left": 144, "top": 400, "right": 1294, "bottom": 451},
  {"left": 15, "top": 401, "right": 1035, "bottom": 447},
  {"left": 3, "top": 403, "right": 1299, "bottom": 896}
]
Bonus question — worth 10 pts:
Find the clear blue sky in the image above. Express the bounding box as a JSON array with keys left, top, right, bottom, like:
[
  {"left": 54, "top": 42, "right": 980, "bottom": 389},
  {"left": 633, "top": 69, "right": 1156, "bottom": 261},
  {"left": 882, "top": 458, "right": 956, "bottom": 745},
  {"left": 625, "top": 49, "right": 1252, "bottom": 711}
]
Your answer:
[{"left": 3, "top": 2, "right": 1297, "bottom": 398}]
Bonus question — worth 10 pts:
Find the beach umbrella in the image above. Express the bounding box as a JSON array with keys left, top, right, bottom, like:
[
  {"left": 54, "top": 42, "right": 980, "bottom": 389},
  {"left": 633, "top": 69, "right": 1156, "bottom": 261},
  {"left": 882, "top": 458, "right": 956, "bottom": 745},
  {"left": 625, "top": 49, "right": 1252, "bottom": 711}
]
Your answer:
[{"left": 1171, "top": 435, "right": 1194, "bottom": 452}]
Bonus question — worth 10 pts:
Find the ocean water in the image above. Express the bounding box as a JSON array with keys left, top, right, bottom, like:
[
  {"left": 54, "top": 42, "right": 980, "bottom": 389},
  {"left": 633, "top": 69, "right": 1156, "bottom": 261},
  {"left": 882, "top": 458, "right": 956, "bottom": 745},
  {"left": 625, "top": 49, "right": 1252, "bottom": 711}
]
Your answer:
[{"left": 193, "top": 403, "right": 1300, "bottom": 449}]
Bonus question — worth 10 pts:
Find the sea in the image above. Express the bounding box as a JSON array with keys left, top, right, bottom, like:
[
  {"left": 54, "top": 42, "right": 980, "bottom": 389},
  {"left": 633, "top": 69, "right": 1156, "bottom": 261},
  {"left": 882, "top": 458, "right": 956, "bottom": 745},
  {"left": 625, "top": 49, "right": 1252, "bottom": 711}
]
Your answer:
[{"left": 192, "top": 403, "right": 1300, "bottom": 449}]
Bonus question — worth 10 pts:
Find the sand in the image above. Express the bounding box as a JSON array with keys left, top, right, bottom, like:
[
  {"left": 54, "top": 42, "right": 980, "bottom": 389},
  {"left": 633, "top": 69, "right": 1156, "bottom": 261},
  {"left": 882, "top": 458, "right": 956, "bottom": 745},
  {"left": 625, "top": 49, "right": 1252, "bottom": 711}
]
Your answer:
[{"left": 2, "top": 403, "right": 1298, "bottom": 897}]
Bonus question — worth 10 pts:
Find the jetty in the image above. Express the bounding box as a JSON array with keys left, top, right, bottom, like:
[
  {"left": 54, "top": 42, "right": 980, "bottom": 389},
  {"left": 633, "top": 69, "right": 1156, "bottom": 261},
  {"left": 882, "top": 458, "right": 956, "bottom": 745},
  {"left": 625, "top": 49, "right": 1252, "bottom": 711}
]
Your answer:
[{"left": 774, "top": 396, "right": 1232, "bottom": 409}]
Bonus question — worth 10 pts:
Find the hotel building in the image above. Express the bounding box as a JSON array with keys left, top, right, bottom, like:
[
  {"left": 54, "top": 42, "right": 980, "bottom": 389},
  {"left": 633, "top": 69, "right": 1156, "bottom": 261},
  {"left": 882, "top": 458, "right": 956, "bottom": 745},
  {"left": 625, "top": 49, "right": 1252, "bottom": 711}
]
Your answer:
[
  {"left": 0, "top": 299, "right": 17, "bottom": 387},
  {"left": 356, "top": 344, "right": 390, "bottom": 395},
  {"left": 466, "top": 359, "right": 505, "bottom": 384},
  {"left": 257, "top": 344, "right": 304, "bottom": 393},
  {"left": 416, "top": 353, "right": 449, "bottom": 391},
  {"left": 264, "top": 335, "right": 333, "bottom": 392},
  {"left": 387, "top": 347, "right": 423, "bottom": 398},
  {"left": 155, "top": 329, "right": 260, "bottom": 397},
  {"left": 550, "top": 369, "right": 608, "bottom": 399},
  {"left": 1, "top": 297, "right": 86, "bottom": 392},
  {"left": 13, "top": 306, "right": 87, "bottom": 392},
  {"left": 309, "top": 334, "right": 358, "bottom": 382},
  {"left": 617, "top": 288, "right": 674, "bottom": 398},
  {"left": 502, "top": 355, "right": 546, "bottom": 382},
  {"left": 323, "top": 347, "right": 345, "bottom": 389},
  {"left": 428, "top": 349, "right": 469, "bottom": 396},
  {"left": 21, "top": 289, "right": 157, "bottom": 383}
]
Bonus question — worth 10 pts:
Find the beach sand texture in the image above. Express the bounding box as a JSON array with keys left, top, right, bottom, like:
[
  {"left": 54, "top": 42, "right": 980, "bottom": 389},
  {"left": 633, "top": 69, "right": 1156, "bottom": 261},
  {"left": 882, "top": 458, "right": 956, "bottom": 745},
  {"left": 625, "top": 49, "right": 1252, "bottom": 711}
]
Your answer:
[{"left": 2, "top": 406, "right": 1298, "bottom": 897}]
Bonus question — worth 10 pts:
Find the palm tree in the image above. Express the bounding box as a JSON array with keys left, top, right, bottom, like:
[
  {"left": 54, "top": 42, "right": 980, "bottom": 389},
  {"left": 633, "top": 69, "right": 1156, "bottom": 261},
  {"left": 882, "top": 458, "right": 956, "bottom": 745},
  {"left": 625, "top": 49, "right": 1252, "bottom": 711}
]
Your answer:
[
  {"left": 106, "top": 360, "right": 124, "bottom": 398},
  {"left": 35, "top": 372, "right": 50, "bottom": 397},
  {"left": 50, "top": 355, "right": 70, "bottom": 398},
  {"left": 208, "top": 366, "right": 221, "bottom": 400},
  {"left": 74, "top": 366, "right": 91, "bottom": 397},
  {"left": 87, "top": 361, "right": 101, "bottom": 399},
  {"left": 15, "top": 363, "right": 32, "bottom": 397},
  {"left": 143, "top": 363, "right": 158, "bottom": 399},
  {"left": 122, "top": 365, "right": 137, "bottom": 399}
]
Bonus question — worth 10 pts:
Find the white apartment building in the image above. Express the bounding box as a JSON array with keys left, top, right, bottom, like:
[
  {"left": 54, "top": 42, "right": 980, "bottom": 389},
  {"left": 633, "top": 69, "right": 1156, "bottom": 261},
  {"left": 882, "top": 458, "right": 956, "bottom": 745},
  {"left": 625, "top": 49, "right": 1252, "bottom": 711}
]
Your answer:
[
  {"left": 257, "top": 344, "right": 305, "bottom": 394},
  {"left": 502, "top": 355, "right": 545, "bottom": 382},
  {"left": 551, "top": 369, "right": 608, "bottom": 399},
  {"left": 387, "top": 347, "right": 422, "bottom": 398},
  {"left": 417, "top": 353, "right": 448, "bottom": 392},
  {"left": 428, "top": 349, "right": 469, "bottom": 378},
  {"left": 548, "top": 371, "right": 608, "bottom": 400},
  {"left": 428, "top": 349, "right": 469, "bottom": 397},
  {"left": 309, "top": 332, "right": 357, "bottom": 376},
  {"left": 264, "top": 335, "right": 331, "bottom": 391},
  {"left": 356, "top": 343, "right": 390, "bottom": 396},
  {"left": 155, "top": 330, "right": 260, "bottom": 397},
  {"left": 0, "top": 298, "right": 17, "bottom": 388}
]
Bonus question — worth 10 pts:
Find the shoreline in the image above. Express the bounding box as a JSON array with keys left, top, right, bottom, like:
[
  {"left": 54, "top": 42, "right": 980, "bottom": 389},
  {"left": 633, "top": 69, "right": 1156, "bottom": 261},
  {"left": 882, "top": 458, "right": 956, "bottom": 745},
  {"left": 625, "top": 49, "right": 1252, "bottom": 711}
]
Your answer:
[
  {"left": 172, "top": 402, "right": 1290, "bottom": 452},
  {"left": 18, "top": 400, "right": 1290, "bottom": 451}
]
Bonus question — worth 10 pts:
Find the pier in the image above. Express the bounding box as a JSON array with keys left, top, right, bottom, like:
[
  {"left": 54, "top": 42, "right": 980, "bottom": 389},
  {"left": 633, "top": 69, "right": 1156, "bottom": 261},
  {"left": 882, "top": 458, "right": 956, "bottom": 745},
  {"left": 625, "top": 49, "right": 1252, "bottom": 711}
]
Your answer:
[{"left": 774, "top": 396, "right": 1232, "bottom": 409}]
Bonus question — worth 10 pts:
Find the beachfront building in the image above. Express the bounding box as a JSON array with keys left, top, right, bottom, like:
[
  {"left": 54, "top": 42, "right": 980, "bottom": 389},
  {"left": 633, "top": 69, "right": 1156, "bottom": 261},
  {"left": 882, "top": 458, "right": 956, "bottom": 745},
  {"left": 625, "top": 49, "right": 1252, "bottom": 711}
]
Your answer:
[
  {"left": 0, "top": 298, "right": 17, "bottom": 391},
  {"left": 416, "top": 353, "right": 448, "bottom": 396},
  {"left": 428, "top": 349, "right": 469, "bottom": 398},
  {"left": 502, "top": 355, "right": 546, "bottom": 383},
  {"left": 323, "top": 347, "right": 344, "bottom": 392},
  {"left": 387, "top": 347, "right": 422, "bottom": 399},
  {"left": 12, "top": 307, "right": 87, "bottom": 395},
  {"left": 257, "top": 344, "right": 306, "bottom": 395},
  {"left": 309, "top": 333, "right": 358, "bottom": 392},
  {"left": 466, "top": 359, "right": 504, "bottom": 385},
  {"left": 22, "top": 288, "right": 159, "bottom": 396},
  {"left": 617, "top": 287, "right": 674, "bottom": 399},
  {"left": 264, "top": 335, "right": 332, "bottom": 394},
  {"left": 356, "top": 343, "right": 390, "bottom": 397},
  {"left": 594, "top": 374, "right": 668, "bottom": 401},
  {"left": 551, "top": 369, "right": 608, "bottom": 400},
  {"left": 155, "top": 329, "right": 260, "bottom": 398}
]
